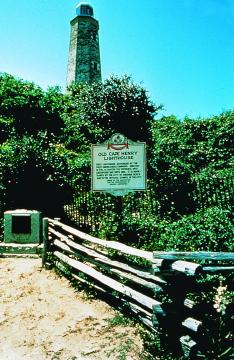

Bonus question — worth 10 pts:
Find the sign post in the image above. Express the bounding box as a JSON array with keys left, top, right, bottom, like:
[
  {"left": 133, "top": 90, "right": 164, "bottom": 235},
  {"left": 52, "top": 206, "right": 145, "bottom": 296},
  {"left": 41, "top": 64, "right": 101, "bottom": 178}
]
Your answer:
[{"left": 91, "top": 133, "right": 146, "bottom": 196}]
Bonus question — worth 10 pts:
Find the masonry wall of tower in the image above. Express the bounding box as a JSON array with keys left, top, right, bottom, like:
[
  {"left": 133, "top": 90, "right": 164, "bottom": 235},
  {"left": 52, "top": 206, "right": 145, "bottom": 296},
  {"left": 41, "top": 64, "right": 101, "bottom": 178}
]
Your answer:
[{"left": 67, "top": 7, "right": 102, "bottom": 86}]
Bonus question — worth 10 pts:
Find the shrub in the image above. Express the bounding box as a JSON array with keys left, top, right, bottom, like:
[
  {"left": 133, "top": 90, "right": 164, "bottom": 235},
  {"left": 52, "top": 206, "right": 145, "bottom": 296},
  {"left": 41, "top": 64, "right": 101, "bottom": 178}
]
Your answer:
[
  {"left": 64, "top": 75, "right": 161, "bottom": 149},
  {"left": 119, "top": 216, "right": 169, "bottom": 249},
  {"left": 0, "top": 73, "right": 64, "bottom": 138},
  {"left": 193, "top": 167, "right": 234, "bottom": 211},
  {"left": 118, "top": 207, "right": 234, "bottom": 252},
  {"left": 159, "top": 207, "right": 234, "bottom": 252}
]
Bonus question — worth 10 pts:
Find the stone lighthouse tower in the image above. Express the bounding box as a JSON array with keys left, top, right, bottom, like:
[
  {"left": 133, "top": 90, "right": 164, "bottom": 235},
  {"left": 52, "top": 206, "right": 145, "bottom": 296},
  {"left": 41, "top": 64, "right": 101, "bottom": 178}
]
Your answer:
[{"left": 66, "top": 2, "right": 102, "bottom": 86}]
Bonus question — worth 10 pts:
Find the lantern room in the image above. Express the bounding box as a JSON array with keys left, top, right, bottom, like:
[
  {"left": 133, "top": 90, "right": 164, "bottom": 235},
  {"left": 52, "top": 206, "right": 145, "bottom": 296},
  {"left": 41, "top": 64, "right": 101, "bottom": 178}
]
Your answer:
[{"left": 76, "top": 2, "right": 94, "bottom": 17}]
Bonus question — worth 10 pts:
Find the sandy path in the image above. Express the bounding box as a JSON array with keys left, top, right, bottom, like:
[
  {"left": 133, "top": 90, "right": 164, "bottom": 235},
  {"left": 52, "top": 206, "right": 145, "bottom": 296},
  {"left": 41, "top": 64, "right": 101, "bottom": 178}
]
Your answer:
[{"left": 0, "top": 258, "right": 145, "bottom": 360}]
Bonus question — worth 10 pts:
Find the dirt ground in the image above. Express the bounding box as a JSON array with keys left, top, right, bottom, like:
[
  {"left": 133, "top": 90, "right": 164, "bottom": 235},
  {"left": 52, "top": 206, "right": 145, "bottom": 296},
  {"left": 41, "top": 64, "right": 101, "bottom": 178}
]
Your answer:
[{"left": 0, "top": 257, "right": 146, "bottom": 360}]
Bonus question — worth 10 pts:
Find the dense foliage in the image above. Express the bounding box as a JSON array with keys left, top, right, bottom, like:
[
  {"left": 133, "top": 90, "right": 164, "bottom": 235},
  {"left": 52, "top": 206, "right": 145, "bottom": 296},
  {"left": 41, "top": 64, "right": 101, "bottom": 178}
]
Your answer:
[
  {"left": 0, "top": 134, "right": 73, "bottom": 217},
  {"left": 126, "top": 207, "right": 234, "bottom": 252},
  {"left": 63, "top": 75, "right": 160, "bottom": 151},
  {"left": 0, "top": 73, "right": 64, "bottom": 137},
  {"left": 0, "top": 72, "right": 233, "bottom": 360},
  {"left": 0, "top": 72, "right": 233, "bottom": 252},
  {"left": 150, "top": 112, "right": 234, "bottom": 175},
  {"left": 0, "top": 73, "right": 71, "bottom": 219},
  {"left": 0, "top": 73, "right": 159, "bottom": 218}
]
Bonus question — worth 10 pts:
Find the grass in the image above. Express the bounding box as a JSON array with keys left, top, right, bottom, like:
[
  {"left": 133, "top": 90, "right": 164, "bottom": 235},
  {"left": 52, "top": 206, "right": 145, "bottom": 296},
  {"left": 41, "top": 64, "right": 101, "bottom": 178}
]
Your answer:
[{"left": 107, "top": 312, "right": 132, "bottom": 327}]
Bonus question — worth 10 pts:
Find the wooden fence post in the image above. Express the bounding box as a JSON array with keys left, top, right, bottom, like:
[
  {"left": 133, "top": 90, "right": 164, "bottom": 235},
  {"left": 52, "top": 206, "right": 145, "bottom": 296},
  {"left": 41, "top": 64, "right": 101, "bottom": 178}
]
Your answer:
[{"left": 42, "top": 217, "right": 49, "bottom": 268}]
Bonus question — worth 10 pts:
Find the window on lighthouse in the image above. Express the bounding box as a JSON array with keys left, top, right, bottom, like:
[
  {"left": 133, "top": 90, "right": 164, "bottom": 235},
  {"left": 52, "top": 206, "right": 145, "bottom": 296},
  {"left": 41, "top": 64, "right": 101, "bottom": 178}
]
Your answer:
[{"left": 80, "top": 5, "right": 93, "bottom": 16}]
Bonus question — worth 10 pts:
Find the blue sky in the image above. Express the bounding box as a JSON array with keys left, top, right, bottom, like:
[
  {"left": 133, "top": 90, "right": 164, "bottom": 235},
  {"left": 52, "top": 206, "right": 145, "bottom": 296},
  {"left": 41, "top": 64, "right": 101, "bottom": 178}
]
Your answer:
[{"left": 0, "top": 0, "right": 233, "bottom": 119}]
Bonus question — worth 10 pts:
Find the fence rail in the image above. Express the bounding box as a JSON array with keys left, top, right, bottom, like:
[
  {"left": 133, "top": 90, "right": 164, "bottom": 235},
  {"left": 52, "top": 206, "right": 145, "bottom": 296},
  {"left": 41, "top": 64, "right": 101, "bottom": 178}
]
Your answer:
[{"left": 43, "top": 218, "right": 234, "bottom": 359}]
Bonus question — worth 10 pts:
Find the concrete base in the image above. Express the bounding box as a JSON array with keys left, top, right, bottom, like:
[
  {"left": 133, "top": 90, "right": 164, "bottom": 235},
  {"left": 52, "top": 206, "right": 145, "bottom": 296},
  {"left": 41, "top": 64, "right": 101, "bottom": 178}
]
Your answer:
[{"left": 0, "top": 243, "right": 43, "bottom": 257}]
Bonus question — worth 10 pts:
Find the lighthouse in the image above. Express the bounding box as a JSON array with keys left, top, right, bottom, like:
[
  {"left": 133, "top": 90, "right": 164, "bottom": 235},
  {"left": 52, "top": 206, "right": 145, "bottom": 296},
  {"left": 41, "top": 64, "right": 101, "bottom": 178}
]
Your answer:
[{"left": 66, "top": 2, "right": 102, "bottom": 86}]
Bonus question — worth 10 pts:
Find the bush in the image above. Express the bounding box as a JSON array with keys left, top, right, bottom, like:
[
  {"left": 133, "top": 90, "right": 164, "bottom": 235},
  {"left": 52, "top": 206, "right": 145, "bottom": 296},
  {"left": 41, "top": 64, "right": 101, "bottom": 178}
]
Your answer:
[
  {"left": 0, "top": 134, "right": 73, "bottom": 217},
  {"left": 0, "top": 73, "right": 64, "bottom": 138},
  {"left": 64, "top": 75, "right": 161, "bottom": 149},
  {"left": 193, "top": 167, "right": 234, "bottom": 211},
  {"left": 159, "top": 207, "right": 234, "bottom": 252},
  {"left": 119, "top": 207, "right": 233, "bottom": 252},
  {"left": 120, "top": 216, "right": 168, "bottom": 249}
]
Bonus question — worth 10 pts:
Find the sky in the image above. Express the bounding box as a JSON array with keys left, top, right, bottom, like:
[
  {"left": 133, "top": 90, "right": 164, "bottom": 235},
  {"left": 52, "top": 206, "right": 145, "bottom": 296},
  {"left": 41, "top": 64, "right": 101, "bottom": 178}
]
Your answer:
[{"left": 0, "top": 0, "right": 233, "bottom": 119}]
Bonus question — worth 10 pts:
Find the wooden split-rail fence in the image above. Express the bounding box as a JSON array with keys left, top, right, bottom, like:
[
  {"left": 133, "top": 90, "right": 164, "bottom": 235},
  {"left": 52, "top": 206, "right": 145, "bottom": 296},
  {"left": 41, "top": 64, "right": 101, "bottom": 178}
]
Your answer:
[{"left": 42, "top": 218, "right": 234, "bottom": 359}]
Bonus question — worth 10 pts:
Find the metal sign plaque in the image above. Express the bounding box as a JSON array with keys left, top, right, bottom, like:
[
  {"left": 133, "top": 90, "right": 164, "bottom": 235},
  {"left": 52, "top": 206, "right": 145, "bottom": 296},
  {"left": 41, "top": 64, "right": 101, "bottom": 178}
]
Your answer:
[{"left": 91, "top": 133, "right": 146, "bottom": 196}]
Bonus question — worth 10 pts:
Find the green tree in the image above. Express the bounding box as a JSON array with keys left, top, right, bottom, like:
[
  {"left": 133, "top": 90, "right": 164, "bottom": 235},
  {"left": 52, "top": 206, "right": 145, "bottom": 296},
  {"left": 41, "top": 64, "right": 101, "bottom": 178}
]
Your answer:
[
  {"left": 0, "top": 134, "right": 73, "bottom": 217},
  {"left": 63, "top": 75, "right": 162, "bottom": 150},
  {"left": 148, "top": 112, "right": 234, "bottom": 216},
  {"left": 0, "top": 73, "right": 64, "bottom": 138},
  {"left": 150, "top": 111, "right": 234, "bottom": 176}
]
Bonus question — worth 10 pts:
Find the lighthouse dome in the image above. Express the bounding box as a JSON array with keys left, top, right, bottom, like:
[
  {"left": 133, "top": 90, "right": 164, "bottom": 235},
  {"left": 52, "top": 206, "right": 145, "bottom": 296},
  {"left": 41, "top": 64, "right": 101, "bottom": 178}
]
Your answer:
[{"left": 76, "top": 2, "right": 94, "bottom": 17}]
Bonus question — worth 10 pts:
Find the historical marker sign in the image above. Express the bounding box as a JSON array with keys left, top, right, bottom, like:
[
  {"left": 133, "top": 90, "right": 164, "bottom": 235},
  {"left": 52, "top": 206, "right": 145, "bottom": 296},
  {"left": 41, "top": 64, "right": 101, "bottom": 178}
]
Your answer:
[{"left": 91, "top": 133, "right": 146, "bottom": 196}]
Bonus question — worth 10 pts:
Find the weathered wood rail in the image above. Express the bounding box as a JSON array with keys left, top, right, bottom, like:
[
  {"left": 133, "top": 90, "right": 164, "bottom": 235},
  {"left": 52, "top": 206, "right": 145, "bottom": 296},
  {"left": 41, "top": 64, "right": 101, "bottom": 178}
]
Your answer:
[{"left": 42, "top": 218, "right": 234, "bottom": 359}]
